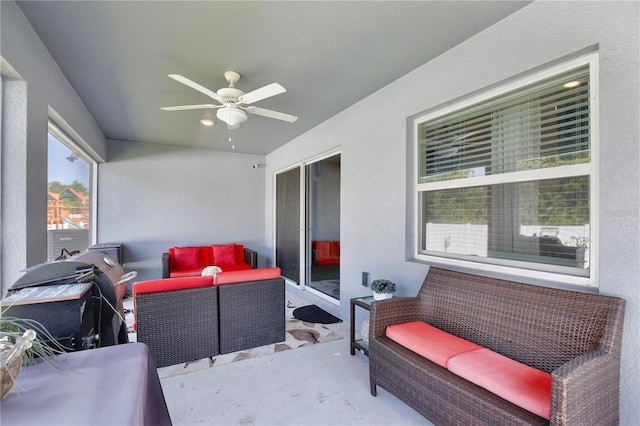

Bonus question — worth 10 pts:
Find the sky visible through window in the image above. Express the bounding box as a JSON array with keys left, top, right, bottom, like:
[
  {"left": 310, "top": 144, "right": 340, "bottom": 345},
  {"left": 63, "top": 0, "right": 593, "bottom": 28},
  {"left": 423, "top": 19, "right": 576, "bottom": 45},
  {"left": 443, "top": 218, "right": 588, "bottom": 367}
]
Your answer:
[{"left": 47, "top": 133, "right": 89, "bottom": 185}]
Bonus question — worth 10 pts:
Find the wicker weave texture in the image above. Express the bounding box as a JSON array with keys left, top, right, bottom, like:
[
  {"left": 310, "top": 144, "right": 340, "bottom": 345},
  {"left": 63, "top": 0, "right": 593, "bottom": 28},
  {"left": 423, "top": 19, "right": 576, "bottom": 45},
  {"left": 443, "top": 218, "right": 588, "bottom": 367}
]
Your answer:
[
  {"left": 136, "top": 285, "right": 219, "bottom": 368},
  {"left": 371, "top": 338, "right": 547, "bottom": 426},
  {"left": 218, "top": 278, "right": 285, "bottom": 354},
  {"left": 369, "top": 267, "right": 625, "bottom": 425}
]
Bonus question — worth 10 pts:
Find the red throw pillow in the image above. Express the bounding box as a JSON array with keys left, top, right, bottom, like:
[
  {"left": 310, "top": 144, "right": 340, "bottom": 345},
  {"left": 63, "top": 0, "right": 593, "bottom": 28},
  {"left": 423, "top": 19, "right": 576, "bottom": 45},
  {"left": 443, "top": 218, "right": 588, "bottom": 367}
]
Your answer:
[
  {"left": 212, "top": 244, "right": 237, "bottom": 265},
  {"left": 173, "top": 247, "right": 201, "bottom": 269}
]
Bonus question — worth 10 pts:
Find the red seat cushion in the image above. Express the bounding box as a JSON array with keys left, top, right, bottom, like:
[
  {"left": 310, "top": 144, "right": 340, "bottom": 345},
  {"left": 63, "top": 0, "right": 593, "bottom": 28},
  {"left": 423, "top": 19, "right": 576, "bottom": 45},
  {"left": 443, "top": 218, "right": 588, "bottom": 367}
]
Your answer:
[
  {"left": 132, "top": 276, "right": 214, "bottom": 330},
  {"left": 217, "top": 263, "right": 252, "bottom": 272},
  {"left": 214, "top": 267, "right": 281, "bottom": 285},
  {"left": 386, "top": 321, "right": 482, "bottom": 368},
  {"left": 212, "top": 244, "right": 237, "bottom": 265},
  {"left": 448, "top": 348, "right": 551, "bottom": 419},
  {"left": 134, "top": 276, "right": 213, "bottom": 294},
  {"left": 169, "top": 268, "right": 206, "bottom": 278}
]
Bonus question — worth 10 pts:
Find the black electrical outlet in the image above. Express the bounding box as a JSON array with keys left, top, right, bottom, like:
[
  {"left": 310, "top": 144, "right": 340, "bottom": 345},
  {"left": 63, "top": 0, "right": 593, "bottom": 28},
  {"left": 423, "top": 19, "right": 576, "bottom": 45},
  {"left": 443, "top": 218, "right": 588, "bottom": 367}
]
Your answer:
[{"left": 362, "top": 271, "right": 370, "bottom": 287}]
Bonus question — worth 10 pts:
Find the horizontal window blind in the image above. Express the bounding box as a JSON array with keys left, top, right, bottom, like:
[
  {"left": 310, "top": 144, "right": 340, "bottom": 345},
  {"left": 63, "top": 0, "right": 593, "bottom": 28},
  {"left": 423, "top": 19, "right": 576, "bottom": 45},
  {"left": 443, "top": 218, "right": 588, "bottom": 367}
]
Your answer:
[{"left": 419, "top": 65, "right": 590, "bottom": 183}]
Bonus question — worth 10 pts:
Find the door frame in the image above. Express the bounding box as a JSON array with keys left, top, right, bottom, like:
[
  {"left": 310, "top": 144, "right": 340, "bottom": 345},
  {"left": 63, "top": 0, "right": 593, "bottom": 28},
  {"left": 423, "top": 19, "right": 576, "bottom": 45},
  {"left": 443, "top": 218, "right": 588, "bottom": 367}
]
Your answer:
[{"left": 273, "top": 149, "right": 341, "bottom": 303}]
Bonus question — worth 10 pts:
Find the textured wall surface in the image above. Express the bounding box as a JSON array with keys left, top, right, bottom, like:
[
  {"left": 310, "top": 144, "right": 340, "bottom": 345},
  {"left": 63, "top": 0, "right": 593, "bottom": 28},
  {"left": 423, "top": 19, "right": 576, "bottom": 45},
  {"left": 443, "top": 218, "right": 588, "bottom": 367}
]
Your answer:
[
  {"left": 98, "top": 140, "right": 265, "bottom": 282},
  {"left": 266, "top": 2, "right": 639, "bottom": 423},
  {"left": 1, "top": 1, "right": 106, "bottom": 289},
  {"left": 1, "top": 80, "right": 29, "bottom": 289}
]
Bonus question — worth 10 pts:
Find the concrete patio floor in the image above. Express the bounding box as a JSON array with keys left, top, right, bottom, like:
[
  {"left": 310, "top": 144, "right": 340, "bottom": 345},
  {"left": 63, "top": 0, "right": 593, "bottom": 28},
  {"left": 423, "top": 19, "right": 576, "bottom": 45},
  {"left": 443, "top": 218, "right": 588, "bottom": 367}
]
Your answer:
[{"left": 124, "top": 291, "right": 430, "bottom": 425}]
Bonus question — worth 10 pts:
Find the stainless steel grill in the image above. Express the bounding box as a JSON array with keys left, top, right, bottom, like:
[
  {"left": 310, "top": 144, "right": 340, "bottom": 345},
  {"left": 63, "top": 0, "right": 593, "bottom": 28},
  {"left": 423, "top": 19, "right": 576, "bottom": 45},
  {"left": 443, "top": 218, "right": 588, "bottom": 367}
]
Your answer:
[{"left": 5, "top": 251, "right": 137, "bottom": 350}]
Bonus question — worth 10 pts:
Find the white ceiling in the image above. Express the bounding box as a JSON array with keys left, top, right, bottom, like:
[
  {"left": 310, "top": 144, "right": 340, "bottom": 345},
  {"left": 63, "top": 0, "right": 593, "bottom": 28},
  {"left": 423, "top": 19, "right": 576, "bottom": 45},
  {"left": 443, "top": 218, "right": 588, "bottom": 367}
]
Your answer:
[{"left": 17, "top": 1, "right": 530, "bottom": 155}]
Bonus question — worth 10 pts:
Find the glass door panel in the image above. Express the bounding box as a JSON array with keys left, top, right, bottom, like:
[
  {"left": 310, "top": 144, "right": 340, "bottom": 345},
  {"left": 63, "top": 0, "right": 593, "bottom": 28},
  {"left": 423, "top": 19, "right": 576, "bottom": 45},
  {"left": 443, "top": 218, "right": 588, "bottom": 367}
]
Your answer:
[
  {"left": 275, "top": 167, "right": 301, "bottom": 284},
  {"left": 306, "top": 154, "right": 340, "bottom": 300}
]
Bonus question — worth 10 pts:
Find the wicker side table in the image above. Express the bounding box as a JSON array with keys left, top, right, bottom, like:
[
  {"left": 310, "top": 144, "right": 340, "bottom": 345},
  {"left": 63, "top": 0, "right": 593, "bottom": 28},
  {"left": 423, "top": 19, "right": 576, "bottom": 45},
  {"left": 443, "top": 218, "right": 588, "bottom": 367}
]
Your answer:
[{"left": 350, "top": 296, "right": 374, "bottom": 356}]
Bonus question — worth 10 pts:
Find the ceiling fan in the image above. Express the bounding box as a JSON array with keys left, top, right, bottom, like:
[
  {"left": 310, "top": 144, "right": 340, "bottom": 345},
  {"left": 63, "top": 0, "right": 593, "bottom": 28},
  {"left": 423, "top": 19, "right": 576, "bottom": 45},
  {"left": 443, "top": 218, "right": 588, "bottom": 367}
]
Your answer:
[{"left": 161, "top": 71, "right": 298, "bottom": 129}]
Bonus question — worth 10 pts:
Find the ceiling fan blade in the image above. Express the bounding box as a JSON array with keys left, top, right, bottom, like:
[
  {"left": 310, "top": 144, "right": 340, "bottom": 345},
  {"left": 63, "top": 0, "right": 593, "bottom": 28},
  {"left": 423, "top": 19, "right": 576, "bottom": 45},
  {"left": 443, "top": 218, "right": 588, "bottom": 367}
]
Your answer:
[
  {"left": 161, "top": 104, "right": 220, "bottom": 111},
  {"left": 239, "top": 83, "right": 286, "bottom": 105},
  {"left": 247, "top": 106, "right": 298, "bottom": 123},
  {"left": 168, "top": 74, "right": 222, "bottom": 102}
]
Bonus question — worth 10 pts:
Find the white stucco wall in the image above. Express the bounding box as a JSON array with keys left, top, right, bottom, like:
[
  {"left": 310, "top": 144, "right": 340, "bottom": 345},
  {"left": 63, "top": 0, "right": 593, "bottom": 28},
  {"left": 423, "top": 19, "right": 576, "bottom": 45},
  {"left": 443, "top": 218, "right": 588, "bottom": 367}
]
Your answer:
[
  {"left": 265, "top": 2, "right": 639, "bottom": 423},
  {"left": 1, "top": 1, "right": 107, "bottom": 289},
  {"left": 2, "top": 0, "right": 266, "bottom": 286},
  {"left": 98, "top": 140, "right": 266, "bottom": 282}
]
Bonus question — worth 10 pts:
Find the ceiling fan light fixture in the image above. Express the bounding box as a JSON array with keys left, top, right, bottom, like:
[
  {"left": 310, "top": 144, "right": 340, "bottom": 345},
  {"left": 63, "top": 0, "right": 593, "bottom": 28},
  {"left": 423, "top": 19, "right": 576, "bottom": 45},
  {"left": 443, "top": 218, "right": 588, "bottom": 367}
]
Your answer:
[
  {"left": 163, "top": 72, "right": 297, "bottom": 130},
  {"left": 216, "top": 107, "right": 247, "bottom": 128}
]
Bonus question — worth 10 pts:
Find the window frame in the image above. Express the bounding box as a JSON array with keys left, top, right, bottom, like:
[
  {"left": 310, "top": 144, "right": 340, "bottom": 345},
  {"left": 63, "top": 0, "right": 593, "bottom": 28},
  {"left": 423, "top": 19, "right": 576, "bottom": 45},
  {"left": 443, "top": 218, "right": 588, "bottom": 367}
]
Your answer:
[
  {"left": 412, "top": 53, "right": 599, "bottom": 287},
  {"left": 47, "top": 121, "right": 98, "bottom": 253}
]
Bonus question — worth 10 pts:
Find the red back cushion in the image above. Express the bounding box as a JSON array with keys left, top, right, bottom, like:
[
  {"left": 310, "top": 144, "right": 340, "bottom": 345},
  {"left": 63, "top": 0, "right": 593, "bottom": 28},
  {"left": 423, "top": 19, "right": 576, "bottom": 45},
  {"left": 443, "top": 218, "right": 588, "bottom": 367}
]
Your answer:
[
  {"left": 199, "top": 246, "right": 213, "bottom": 265},
  {"left": 314, "top": 241, "right": 331, "bottom": 260},
  {"left": 212, "top": 244, "right": 237, "bottom": 265},
  {"left": 235, "top": 244, "right": 245, "bottom": 263},
  {"left": 172, "top": 246, "right": 201, "bottom": 270},
  {"left": 330, "top": 241, "right": 340, "bottom": 258}
]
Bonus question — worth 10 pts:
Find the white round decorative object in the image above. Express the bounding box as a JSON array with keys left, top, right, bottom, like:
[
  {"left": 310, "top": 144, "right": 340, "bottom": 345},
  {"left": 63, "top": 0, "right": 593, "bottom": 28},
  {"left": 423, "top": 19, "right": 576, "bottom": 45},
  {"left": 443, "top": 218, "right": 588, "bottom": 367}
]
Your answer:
[
  {"left": 373, "top": 292, "right": 392, "bottom": 301},
  {"left": 201, "top": 266, "right": 222, "bottom": 276},
  {"left": 360, "top": 318, "right": 370, "bottom": 345}
]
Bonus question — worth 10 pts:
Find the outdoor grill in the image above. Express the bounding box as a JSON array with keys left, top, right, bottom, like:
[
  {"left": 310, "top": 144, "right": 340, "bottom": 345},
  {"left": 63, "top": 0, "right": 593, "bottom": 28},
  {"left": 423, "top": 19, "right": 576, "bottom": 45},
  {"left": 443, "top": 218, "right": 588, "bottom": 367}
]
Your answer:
[{"left": 3, "top": 250, "right": 136, "bottom": 351}]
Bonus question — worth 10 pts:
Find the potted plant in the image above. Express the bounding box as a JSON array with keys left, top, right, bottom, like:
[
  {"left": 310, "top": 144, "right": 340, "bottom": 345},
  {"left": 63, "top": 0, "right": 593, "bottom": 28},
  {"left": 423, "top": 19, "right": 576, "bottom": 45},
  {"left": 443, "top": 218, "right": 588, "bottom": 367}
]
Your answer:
[
  {"left": 370, "top": 279, "right": 396, "bottom": 300},
  {"left": 569, "top": 236, "right": 589, "bottom": 268},
  {"left": 1, "top": 313, "right": 66, "bottom": 399}
]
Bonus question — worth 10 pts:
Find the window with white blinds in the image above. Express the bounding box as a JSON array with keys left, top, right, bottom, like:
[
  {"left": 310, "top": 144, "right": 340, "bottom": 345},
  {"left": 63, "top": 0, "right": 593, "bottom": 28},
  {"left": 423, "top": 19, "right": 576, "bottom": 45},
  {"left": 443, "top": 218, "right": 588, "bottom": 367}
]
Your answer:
[{"left": 414, "top": 54, "right": 597, "bottom": 285}]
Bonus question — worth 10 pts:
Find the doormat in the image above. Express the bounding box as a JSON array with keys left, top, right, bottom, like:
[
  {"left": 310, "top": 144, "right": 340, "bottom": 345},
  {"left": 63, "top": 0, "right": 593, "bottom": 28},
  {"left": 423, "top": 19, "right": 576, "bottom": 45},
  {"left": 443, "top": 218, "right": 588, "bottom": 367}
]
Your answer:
[{"left": 293, "top": 304, "right": 342, "bottom": 324}]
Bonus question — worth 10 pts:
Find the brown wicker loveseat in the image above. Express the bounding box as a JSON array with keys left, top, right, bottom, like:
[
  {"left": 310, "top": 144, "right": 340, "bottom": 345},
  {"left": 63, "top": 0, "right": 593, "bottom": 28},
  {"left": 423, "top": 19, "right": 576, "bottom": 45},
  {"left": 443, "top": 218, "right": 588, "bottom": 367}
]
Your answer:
[{"left": 369, "top": 267, "right": 625, "bottom": 425}]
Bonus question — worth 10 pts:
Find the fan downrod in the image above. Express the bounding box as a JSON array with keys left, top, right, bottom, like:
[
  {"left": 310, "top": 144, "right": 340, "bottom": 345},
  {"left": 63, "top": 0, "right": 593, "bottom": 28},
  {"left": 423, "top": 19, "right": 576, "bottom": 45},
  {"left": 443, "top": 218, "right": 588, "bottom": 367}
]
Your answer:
[{"left": 224, "top": 71, "right": 240, "bottom": 88}]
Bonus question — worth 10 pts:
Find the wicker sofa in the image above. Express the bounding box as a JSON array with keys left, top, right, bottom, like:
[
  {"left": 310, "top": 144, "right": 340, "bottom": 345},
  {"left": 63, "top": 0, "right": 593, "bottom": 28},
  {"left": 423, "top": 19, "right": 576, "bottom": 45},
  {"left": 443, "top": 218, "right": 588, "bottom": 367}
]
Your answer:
[
  {"left": 312, "top": 240, "right": 340, "bottom": 265},
  {"left": 162, "top": 243, "right": 257, "bottom": 278},
  {"left": 369, "top": 267, "right": 625, "bottom": 425},
  {"left": 134, "top": 268, "right": 284, "bottom": 367}
]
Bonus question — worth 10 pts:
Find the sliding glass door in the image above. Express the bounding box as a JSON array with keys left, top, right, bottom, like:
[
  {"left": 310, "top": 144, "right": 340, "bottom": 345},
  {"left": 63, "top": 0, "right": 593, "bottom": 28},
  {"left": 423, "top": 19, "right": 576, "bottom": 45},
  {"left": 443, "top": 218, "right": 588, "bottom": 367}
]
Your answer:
[{"left": 275, "top": 153, "right": 341, "bottom": 301}]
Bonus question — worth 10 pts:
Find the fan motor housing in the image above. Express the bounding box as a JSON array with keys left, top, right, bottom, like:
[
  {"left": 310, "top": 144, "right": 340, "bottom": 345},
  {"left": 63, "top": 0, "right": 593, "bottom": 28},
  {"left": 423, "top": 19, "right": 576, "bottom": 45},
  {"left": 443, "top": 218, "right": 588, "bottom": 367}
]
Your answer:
[{"left": 217, "top": 87, "right": 244, "bottom": 104}]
